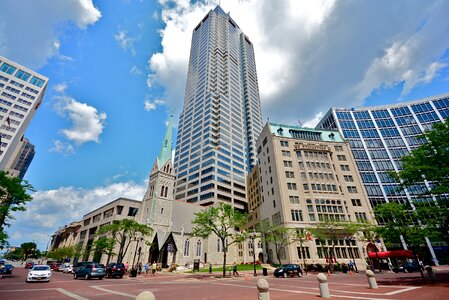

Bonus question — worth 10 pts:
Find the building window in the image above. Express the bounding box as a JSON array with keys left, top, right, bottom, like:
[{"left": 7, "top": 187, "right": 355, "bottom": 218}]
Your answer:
[
  {"left": 272, "top": 212, "right": 281, "bottom": 225},
  {"left": 289, "top": 196, "right": 299, "bottom": 204},
  {"left": 347, "top": 186, "right": 358, "bottom": 193},
  {"left": 351, "top": 199, "right": 362, "bottom": 206},
  {"left": 281, "top": 150, "right": 291, "bottom": 157},
  {"left": 184, "top": 240, "right": 190, "bottom": 256},
  {"left": 280, "top": 141, "right": 289, "bottom": 147},
  {"left": 291, "top": 209, "right": 303, "bottom": 221},
  {"left": 355, "top": 212, "right": 367, "bottom": 221},
  {"left": 297, "top": 247, "right": 310, "bottom": 259},
  {"left": 128, "top": 207, "right": 138, "bottom": 216},
  {"left": 196, "top": 240, "right": 202, "bottom": 256},
  {"left": 337, "top": 155, "right": 347, "bottom": 161},
  {"left": 273, "top": 200, "right": 276, "bottom": 208},
  {"left": 283, "top": 160, "right": 293, "bottom": 167},
  {"left": 340, "top": 165, "right": 350, "bottom": 171},
  {"left": 334, "top": 145, "right": 343, "bottom": 151},
  {"left": 344, "top": 175, "right": 354, "bottom": 182},
  {"left": 285, "top": 171, "right": 295, "bottom": 178},
  {"left": 217, "top": 238, "right": 221, "bottom": 252},
  {"left": 287, "top": 183, "right": 297, "bottom": 190}
]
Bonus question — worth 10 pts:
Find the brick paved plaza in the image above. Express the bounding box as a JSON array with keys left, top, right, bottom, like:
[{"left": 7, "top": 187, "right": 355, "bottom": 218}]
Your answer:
[{"left": 1, "top": 266, "right": 449, "bottom": 299}]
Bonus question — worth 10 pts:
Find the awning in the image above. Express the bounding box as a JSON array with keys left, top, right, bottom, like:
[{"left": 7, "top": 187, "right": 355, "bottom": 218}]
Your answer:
[{"left": 368, "top": 250, "right": 414, "bottom": 259}]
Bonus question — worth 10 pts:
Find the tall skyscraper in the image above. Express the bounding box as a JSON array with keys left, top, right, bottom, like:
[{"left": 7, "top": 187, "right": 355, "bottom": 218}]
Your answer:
[
  {"left": 316, "top": 92, "right": 449, "bottom": 264},
  {"left": 173, "top": 5, "right": 263, "bottom": 209},
  {"left": 0, "top": 56, "right": 48, "bottom": 175}
]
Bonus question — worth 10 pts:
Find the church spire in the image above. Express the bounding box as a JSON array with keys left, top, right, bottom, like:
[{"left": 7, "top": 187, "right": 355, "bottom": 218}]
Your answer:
[{"left": 157, "top": 111, "right": 174, "bottom": 169}]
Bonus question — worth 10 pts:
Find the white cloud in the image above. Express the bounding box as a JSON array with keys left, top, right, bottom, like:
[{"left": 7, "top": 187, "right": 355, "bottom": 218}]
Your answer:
[
  {"left": 53, "top": 82, "right": 68, "bottom": 93},
  {"left": 7, "top": 181, "right": 147, "bottom": 250},
  {"left": 302, "top": 112, "right": 324, "bottom": 129},
  {"left": 144, "top": 97, "right": 165, "bottom": 111},
  {"left": 0, "top": 0, "right": 101, "bottom": 69},
  {"left": 54, "top": 95, "right": 107, "bottom": 144},
  {"left": 130, "top": 65, "right": 143, "bottom": 76},
  {"left": 49, "top": 140, "right": 75, "bottom": 156},
  {"left": 148, "top": 0, "right": 449, "bottom": 124},
  {"left": 114, "top": 29, "right": 139, "bottom": 55}
]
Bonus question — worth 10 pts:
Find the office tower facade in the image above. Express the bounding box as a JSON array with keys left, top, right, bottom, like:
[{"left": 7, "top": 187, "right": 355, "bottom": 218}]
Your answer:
[
  {"left": 173, "top": 5, "right": 263, "bottom": 209},
  {"left": 316, "top": 93, "right": 449, "bottom": 264},
  {"left": 0, "top": 56, "right": 48, "bottom": 175},
  {"left": 9, "top": 137, "right": 35, "bottom": 179},
  {"left": 249, "top": 122, "right": 373, "bottom": 266}
]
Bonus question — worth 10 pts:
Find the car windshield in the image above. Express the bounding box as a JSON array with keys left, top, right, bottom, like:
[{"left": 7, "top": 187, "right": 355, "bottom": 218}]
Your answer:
[
  {"left": 33, "top": 266, "right": 50, "bottom": 271},
  {"left": 96, "top": 264, "right": 105, "bottom": 268}
]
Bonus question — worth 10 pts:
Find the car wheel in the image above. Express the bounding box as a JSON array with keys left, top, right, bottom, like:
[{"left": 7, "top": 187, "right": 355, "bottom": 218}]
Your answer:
[
  {"left": 74, "top": 274, "right": 78, "bottom": 279},
  {"left": 85, "top": 274, "right": 90, "bottom": 280},
  {"left": 119, "top": 275, "right": 123, "bottom": 279},
  {"left": 283, "top": 272, "right": 288, "bottom": 278},
  {"left": 99, "top": 277, "right": 103, "bottom": 280}
]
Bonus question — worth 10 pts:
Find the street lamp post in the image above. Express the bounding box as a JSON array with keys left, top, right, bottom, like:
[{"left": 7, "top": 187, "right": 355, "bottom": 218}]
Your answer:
[{"left": 251, "top": 228, "right": 257, "bottom": 276}]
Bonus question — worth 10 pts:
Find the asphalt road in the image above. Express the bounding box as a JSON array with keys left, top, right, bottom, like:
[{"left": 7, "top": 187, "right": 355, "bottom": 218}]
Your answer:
[{"left": 2, "top": 265, "right": 449, "bottom": 299}]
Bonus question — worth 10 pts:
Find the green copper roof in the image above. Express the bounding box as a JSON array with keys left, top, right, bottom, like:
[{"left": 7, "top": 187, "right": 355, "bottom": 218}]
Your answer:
[
  {"left": 269, "top": 122, "right": 344, "bottom": 143},
  {"left": 157, "top": 114, "right": 173, "bottom": 168}
]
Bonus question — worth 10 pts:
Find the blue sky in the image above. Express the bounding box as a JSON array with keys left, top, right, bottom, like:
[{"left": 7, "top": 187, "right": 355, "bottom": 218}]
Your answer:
[{"left": 1, "top": 0, "right": 448, "bottom": 251}]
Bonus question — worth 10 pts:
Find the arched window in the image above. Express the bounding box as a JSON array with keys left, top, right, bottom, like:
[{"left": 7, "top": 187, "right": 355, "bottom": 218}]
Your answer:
[
  {"left": 160, "top": 186, "right": 164, "bottom": 197},
  {"left": 196, "top": 240, "right": 202, "bottom": 257},
  {"left": 184, "top": 240, "right": 190, "bottom": 256},
  {"left": 164, "top": 186, "right": 169, "bottom": 198}
]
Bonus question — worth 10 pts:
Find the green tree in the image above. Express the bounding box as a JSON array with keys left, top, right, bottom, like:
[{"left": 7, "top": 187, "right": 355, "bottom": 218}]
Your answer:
[
  {"left": 92, "top": 237, "right": 116, "bottom": 265},
  {"left": 192, "top": 202, "right": 247, "bottom": 277},
  {"left": 374, "top": 202, "right": 426, "bottom": 279},
  {"left": 97, "top": 219, "right": 152, "bottom": 263},
  {"left": 0, "top": 171, "right": 34, "bottom": 248},
  {"left": 21, "top": 242, "right": 37, "bottom": 261},
  {"left": 263, "top": 225, "right": 296, "bottom": 266},
  {"left": 413, "top": 200, "right": 449, "bottom": 245},
  {"left": 47, "top": 246, "right": 75, "bottom": 261},
  {"left": 392, "top": 118, "right": 449, "bottom": 195}
]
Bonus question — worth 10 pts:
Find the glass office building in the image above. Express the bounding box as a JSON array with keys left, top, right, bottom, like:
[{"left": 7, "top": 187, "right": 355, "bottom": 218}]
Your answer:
[
  {"left": 173, "top": 5, "right": 263, "bottom": 209},
  {"left": 317, "top": 93, "right": 449, "bottom": 264},
  {"left": 0, "top": 56, "right": 48, "bottom": 175}
]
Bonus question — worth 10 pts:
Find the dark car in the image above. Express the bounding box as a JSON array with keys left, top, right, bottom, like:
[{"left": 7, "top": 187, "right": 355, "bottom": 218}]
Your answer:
[
  {"left": 274, "top": 264, "right": 303, "bottom": 278},
  {"left": 74, "top": 263, "right": 106, "bottom": 280},
  {"left": 4, "top": 264, "right": 14, "bottom": 274},
  {"left": 393, "top": 261, "right": 423, "bottom": 273},
  {"left": 72, "top": 261, "right": 91, "bottom": 274},
  {"left": 106, "top": 263, "right": 125, "bottom": 278}
]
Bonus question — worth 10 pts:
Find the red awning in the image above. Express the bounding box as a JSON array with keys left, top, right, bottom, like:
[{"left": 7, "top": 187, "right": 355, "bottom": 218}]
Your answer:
[{"left": 368, "top": 250, "right": 414, "bottom": 259}]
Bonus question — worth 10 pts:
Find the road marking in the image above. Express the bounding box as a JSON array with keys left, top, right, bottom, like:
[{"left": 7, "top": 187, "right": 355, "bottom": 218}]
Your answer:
[
  {"left": 211, "top": 282, "right": 392, "bottom": 300},
  {"left": 385, "top": 286, "right": 421, "bottom": 295},
  {"left": 91, "top": 285, "right": 136, "bottom": 298},
  {"left": 56, "top": 288, "right": 89, "bottom": 300},
  {"left": 268, "top": 282, "right": 421, "bottom": 296}
]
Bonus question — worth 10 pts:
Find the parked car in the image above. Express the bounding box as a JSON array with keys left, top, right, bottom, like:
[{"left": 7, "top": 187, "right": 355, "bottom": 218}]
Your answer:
[
  {"left": 63, "top": 264, "right": 73, "bottom": 273},
  {"left": 25, "top": 261, "right": 35, "bottom": 269},
  {"left": 51, "top": 263, "right": 62, "bottom": 271},
  {"left": 393, "top": 262, "right": 423, "bottom": 273},
  {"left": 106, "top": 263, "right": 125, "bottom": 278},
  {"left": 74, "top": 263, "right": 106, "bottom": 280},
  {"left": 72, "top": 261, "right": 91, "bottom": 274},
  {"left": 274, "top": 264, "right": 303, "bottom": 278},
  {"left": 4, "top": 264, "right": 14, "bottom": 274},
  {"left": 26, "top": 265, "right": 52, "bottom": 282}
]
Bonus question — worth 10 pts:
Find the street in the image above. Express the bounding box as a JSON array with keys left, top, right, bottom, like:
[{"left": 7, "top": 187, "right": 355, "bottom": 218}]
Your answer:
[{"left": 2, "top": 266, "right": 449, "bottom": 299}]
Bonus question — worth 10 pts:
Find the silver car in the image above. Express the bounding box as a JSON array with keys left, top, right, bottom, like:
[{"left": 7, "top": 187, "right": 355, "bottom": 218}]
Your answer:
[{"left": 26, "top": 265, "right": 52, "bottom": 282}]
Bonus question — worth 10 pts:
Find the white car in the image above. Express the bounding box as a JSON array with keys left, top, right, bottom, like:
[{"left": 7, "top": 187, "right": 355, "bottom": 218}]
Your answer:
[
  {"left": 26, "top": 265, "right": 52, "bottom": 282},
  {"left": 63, "top": 264, "right": 73, "bottom": 273}
]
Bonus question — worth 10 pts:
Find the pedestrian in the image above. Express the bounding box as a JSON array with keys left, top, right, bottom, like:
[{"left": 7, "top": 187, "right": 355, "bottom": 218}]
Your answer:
[
  {"left": 137, "top": 261, "right": 142, "bottom": 274},
  {"left": 125, "top": 262, "right": 129, "bottom": 273},
  {"left": 151, "top": 261, "right": 157, "bottom": 276},
  {"left": 144, "top": 262, "right": 149, "bottom": 274},
  {"left": 232, "top": 262, "right": 239, "bottom": 276},
  {"left": 348, "top": 260, "right": 354, "bottom": 272}
]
